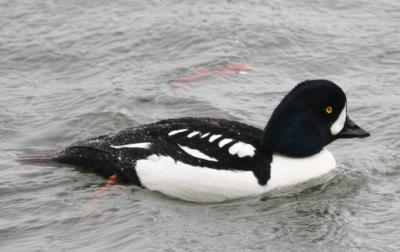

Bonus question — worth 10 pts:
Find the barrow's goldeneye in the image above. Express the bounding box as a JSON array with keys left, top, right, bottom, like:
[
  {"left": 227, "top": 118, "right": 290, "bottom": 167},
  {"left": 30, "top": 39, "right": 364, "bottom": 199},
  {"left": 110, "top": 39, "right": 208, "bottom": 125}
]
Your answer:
[{"left": 53, "top": 80, "right": 370, "bottom": 202}]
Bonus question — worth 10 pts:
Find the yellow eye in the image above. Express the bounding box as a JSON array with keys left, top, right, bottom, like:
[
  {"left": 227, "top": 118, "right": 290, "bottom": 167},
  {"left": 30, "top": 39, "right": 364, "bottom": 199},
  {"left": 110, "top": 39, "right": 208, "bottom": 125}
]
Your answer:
[{"left": 325, "top": 106, "right": 333, "bottom": 114}]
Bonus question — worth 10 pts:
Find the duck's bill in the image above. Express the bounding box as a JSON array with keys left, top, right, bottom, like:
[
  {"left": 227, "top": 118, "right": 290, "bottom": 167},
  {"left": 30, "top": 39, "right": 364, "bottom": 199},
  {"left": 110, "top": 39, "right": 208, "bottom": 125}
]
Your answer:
[{"left": 336, "top": 116, "right": 370, "bottom": 138}]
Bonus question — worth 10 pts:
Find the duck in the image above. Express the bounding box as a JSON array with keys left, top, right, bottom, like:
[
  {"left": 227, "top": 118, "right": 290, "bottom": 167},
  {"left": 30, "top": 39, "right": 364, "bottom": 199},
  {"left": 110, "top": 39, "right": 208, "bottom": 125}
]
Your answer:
[{"left": 52, "top": 79, "right": 370, "bottom": 202}]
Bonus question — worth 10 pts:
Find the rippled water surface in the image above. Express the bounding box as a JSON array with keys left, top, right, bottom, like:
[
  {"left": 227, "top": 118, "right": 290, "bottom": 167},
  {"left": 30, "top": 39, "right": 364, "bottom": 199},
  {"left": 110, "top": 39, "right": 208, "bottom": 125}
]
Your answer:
[{"left": 1, "top": 0, "right": 400, "bottom": 251}]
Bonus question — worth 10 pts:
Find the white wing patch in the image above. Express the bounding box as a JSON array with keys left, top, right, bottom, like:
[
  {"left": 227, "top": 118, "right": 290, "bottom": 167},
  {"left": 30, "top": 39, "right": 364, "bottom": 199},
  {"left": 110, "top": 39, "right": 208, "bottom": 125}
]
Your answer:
[
  {"left": 178, "top": 145, "right": 218, "bottom": 162},
  {"left": 218, "top": 138, "right": 233, "bottom": 147},
  {"left": 169, "top": 128, "right": 255, "bottom": 159},
  {"left": 187, "top": 131, "right": 200, "bottom": 138},
  {"left": 111, "top": 142, "right": 151, "bottom": 149},
  {"left": 209, "top": 134, "right": 222, "bottom": 142},
  {"left": 168, "top": 129, "right": 188, "bottom": 136},
  {"left": 228, "top": 142, "right": 256, "bottom": 158},
  {"left": 201, "top": 132, "right": 210, "bottom": 138}
]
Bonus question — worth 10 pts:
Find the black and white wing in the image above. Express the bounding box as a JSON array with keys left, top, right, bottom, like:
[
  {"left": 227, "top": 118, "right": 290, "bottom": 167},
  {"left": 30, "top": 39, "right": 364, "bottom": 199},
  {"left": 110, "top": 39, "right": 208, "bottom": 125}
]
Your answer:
[{"left": 54, "top": 117, "right": 272, "bottom": 185}]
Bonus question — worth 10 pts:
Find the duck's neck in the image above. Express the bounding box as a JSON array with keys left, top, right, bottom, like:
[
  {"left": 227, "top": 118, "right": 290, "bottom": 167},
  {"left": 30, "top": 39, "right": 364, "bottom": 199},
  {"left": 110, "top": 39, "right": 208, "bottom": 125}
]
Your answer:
[{"left": 259, "top": 126, "right": 327, "bottom": 158}]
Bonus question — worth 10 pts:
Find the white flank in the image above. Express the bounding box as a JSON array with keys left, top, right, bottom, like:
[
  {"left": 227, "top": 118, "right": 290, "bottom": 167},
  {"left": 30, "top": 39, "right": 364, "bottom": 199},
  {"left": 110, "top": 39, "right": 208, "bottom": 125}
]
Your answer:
[
  {"left": 168, "top": 129, "right": 188, "bottom": 136},
  {"left": 136, "top": 155, "right": 264, "bottom": 203},
  {"left": 218, "top": 138, "right": 233, "bottom": 147},
  {"left": 187, "top": 131, "right": 200, "bottom": 138},
  {"left": 201, "top": 132, "right": 210, "bottom": 138},
  {"left": 209, "top": 134, "right": 222, "bottom": 142},
  {"left": 228, "top": 142, "right": 256, "bottom": 157},
  {"left": 111, "top": 142, "right": 151, "bottom": 149},
  {"left": 178, "top": 145, "right": 218, "bottom": 162},
  {"left": 331, "top": 104, "right": 347, "bottom": 135},
  {"left": 135, "top": 149, "right": 336, "bottom": 203}
]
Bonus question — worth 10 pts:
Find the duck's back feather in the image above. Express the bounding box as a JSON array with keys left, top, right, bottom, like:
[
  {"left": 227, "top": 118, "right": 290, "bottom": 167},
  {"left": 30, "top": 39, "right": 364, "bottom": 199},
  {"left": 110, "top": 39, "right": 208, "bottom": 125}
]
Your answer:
[{"left": 53, "top": 117, "right": 271, "bottom": 185}]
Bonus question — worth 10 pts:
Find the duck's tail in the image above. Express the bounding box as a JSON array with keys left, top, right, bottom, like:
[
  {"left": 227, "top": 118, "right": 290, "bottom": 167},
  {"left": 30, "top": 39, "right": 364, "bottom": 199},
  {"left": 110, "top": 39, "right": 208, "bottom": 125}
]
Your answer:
[
  {"left": 17, "top": 149, "right": 62, "bottom": 166},
  {"left": 18, "top": 146, "right": 118, "bottom": 177}
]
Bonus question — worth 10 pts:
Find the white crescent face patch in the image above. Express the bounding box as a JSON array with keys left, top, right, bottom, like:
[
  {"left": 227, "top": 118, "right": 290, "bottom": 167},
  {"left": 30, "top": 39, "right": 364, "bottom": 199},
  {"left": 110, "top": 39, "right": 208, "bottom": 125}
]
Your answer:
[{"left": 330, "top": 104, "right": 347, "bottom": 135}]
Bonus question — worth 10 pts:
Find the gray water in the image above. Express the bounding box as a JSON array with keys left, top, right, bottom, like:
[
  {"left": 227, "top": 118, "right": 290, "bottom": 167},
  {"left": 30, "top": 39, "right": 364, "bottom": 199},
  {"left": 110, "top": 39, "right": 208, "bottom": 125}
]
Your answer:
[{"left": 1, "top": 0, "right": 400, "bottom": 251}]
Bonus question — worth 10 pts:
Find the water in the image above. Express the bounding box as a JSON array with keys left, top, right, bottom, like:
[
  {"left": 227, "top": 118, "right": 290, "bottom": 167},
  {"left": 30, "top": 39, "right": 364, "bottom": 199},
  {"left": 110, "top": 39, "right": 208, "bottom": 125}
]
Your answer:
[{"left": 1, "top": 0, "right": 400, "bottom": 251}]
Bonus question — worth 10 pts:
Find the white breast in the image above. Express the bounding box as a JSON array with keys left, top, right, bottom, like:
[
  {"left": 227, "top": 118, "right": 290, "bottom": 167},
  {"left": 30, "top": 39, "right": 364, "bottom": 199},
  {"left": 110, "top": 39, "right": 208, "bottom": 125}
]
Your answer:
[
  {"left": 135, "top": 149, "right": 336, "bottom": 203},
  {"left": 267, "top": 148, "right": 336, "bottom": 190}
]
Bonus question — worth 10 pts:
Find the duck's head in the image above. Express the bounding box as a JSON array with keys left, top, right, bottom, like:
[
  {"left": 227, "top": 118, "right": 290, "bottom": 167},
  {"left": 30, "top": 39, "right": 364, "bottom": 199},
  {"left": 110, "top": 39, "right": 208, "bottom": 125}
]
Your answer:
[{"left": 260, "top": 80, "right": 370, "bottom": 157}]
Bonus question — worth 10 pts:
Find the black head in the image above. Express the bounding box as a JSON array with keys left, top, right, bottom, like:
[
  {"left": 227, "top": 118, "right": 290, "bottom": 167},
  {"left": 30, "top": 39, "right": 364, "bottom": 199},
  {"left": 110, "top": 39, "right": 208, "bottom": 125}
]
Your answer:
[{"left": 260, "top": 80, "right": 370, "bottom": 157}]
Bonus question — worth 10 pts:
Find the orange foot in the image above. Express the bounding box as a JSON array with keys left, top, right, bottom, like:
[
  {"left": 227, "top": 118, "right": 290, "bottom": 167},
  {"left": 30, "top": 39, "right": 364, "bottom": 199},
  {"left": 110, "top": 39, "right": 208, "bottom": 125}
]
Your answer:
[{"left": 100, "top": 174, "right": 118, "bottom": 187}]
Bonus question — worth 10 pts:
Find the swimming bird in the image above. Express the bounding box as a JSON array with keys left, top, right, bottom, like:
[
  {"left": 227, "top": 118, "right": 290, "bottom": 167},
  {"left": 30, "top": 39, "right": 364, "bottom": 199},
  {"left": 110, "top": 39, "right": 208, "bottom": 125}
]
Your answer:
[{"left": 52, "top": 80, "right": 370, "bottom": 202}]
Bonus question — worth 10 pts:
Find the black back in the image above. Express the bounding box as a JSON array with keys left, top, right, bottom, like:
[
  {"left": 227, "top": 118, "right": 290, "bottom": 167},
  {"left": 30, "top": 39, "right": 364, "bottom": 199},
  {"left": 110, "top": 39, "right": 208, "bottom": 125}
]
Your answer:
[{"left": 54, "top": 118, "right": 272, "bottom": 185}]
